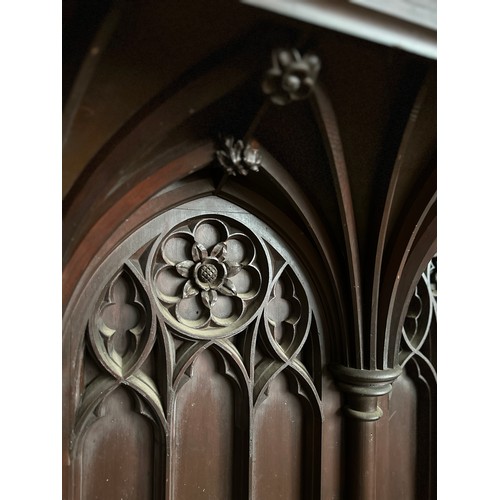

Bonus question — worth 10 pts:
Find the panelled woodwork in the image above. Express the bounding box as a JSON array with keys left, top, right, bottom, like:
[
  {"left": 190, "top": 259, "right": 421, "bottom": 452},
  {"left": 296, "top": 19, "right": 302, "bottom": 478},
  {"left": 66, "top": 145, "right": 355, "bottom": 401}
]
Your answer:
[
  {"left": 63, "top": 1, "right": 436, "bottom": 499},
  {"left": 67, "top": 192, "right": 341, "bottom": 499}
]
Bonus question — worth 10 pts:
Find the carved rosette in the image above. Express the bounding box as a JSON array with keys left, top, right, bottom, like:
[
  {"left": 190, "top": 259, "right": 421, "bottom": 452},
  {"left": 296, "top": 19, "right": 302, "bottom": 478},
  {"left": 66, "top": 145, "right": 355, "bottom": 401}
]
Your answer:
[
  {"left": 216, "top": 136, "right": 262, "bottom": 176},
  {"left": 153, "top": 217, "right": 268, "bottom": 339},
  {"left": 262, "top": 48, "right": 321, "bottom": 105}
]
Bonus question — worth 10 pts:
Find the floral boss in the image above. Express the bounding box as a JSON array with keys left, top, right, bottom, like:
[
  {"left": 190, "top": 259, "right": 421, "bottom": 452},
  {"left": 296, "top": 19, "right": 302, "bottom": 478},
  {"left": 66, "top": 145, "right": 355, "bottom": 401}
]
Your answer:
[
  {"left": 154, "top": 218, "right": 263, "bottom": 335},
  {"left": 177, "top": 241, "right": 240, "bottom": 308},
  {"left": 262, "top": 48, "right": 321, "bottom": 106}
]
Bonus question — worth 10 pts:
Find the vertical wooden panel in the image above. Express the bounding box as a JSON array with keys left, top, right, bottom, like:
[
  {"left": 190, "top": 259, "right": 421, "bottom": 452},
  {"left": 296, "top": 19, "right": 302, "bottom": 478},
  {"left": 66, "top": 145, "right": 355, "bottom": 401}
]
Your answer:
[
  {"left": 377, "top": 370, "right": 417, "bottom": 500},
  {"left": 82, "top": 386, "right": 154, "bottom": 500},
  {"left": 174, "top": 349, "right": 234, "bottom": 499},
  {"left": 67, "top": 196, "right": 340, "bottom": 499},
  {"left": 254, "top": 372, "right": 303, "bottom": 500},
  {"left": 321, "top": 375, "right": 343, "bottom": 499}
]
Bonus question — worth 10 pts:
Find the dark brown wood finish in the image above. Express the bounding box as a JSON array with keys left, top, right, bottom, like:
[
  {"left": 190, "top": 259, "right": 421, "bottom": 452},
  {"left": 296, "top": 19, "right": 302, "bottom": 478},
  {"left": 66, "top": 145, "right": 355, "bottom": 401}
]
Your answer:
[
  {"left": 370, "top": 68, "right": 436, "bottom": 370},
  {"left": 65, "top": 188, "right": 340, "bottom": 499},
  {"left": 310, "top": 83, "right": 365, "bottom": 369},
  {"left": 63, "top": 2, "right": 436, "bottom": 499}
]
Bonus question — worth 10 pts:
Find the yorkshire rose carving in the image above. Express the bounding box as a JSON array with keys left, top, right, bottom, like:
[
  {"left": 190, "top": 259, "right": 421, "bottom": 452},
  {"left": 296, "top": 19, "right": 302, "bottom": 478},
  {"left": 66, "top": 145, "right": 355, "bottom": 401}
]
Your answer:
[
  {"left": 153, "top": 217, "right": 267, "bottom": 338},
  {"left": 262, "top": 48, "right": 321, "bottom": 106}
]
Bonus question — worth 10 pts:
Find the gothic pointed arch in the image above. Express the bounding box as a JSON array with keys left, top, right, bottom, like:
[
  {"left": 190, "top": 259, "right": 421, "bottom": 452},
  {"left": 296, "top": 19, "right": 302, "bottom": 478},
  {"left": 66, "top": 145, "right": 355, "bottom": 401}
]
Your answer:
[
  {"left": 62, "top": 40, "right": 351, "bottom": 496},
  {"left": 63, "top": 19, "right": 437, "bottom": 497}
]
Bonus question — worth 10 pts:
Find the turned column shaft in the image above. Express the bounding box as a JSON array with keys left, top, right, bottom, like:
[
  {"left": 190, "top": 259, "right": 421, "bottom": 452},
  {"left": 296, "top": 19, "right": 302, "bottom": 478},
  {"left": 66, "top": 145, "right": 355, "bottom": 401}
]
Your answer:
[
  {"left": 345, "top": 395, "right": 379, "bottom": 500},
  {"left": 333, "top": 365, "right": 401, "bottom": 500}
]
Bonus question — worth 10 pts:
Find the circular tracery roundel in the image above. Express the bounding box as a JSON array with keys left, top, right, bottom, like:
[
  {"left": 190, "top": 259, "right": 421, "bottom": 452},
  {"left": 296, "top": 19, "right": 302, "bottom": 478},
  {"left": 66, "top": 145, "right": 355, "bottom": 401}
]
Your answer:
[{"left": 152, "top": 216, "right": 269, "bottom": 339}]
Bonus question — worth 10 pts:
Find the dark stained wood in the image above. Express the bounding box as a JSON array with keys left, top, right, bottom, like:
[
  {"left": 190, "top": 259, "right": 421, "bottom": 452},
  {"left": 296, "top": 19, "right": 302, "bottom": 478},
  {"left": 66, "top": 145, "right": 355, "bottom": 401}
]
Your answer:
[
  {"left": 311, "top": 83, "right": 365, "bottom": 368},
  {"left": 370, "top": 68, "right": 436, "bottom": 370},
  {"left": 174, "top": 349, "right": 235, "bottom": 499},
  {"left": 385, "top": 207, "right": 436, "bottom": 368},
  {"left": 80, "top": 387, "right": 155, "bottom": 500},
  {"left": 62, "top": 146, "right": 215, "bottom": 311},
  {"left": 63, "top": 3, "right": 437, "bottom": 499},
  {"left": 377, "top": 374, "right": 418, "bottom": 500},
  {"left": 254, "top": 373, "right": 304, "bottom": 500},
  {"left": 320, "top": 375, "right": 344, "bottom": 499},
  {"left": 378, "top": 258, "right": 436, "bottom": 500},
  {"left": 64, "top": 183, "right": 340, "bottom": 499}
]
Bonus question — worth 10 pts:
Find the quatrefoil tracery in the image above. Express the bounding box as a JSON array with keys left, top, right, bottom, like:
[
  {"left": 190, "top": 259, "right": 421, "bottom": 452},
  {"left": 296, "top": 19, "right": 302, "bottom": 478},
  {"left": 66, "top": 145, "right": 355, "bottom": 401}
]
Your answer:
[
  {"left": 78, "top": 266, "right": 167, "bottom": 443},
  {"left": 90, "top": 268, "right": 156, "bottom": 379}
]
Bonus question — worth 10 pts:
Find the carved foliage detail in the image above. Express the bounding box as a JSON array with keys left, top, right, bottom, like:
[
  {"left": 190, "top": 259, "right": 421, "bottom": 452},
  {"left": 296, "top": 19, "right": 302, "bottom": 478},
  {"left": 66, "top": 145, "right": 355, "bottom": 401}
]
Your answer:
[
  {"left": 216, "top": 136, "right": 262, "bottom": 176},
  {"left": 153, "top": 217, "right": 267, "bottom": 339}
]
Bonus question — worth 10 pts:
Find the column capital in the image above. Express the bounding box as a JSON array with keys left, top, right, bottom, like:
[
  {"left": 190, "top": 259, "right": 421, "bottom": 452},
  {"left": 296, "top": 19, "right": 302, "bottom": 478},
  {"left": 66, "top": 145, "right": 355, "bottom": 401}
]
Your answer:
[{"left": 331, "top": 365, "right": 402, "bottom": 421}]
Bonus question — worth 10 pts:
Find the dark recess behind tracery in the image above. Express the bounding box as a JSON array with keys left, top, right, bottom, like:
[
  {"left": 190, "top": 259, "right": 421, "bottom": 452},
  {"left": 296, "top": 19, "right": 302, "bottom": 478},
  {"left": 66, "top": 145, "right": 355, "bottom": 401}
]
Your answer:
[{"left": 63, "top": 0, "right": 113, "bottom": 106}]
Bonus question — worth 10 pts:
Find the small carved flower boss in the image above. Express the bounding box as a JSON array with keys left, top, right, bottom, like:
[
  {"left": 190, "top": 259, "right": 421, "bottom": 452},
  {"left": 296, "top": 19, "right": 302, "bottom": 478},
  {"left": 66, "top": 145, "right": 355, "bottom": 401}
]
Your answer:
[
  {"left": 216, "top": 136, "right": 262, "bottom": 176},
  {"left": 176, "top": 240, "right": 241, "bottom": 308},
  {"left": 262, "top": 48, "right": 321, "bottom": 105}
]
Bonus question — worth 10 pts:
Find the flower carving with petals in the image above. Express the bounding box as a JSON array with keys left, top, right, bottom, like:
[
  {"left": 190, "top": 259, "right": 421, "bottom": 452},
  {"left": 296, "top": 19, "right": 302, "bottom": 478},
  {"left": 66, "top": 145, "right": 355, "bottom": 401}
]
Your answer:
[
  {"left": 175, "top": 240, "right": 242, "bottom": 309},
  {"left": 262, "top": 48, "right": 321, "bottom": 106},
  {"left": 216, "top": 136, "right": 262, "bottom": 176},
  {"left": 154, "top": 217, "right": 264, "bottom": 336}
]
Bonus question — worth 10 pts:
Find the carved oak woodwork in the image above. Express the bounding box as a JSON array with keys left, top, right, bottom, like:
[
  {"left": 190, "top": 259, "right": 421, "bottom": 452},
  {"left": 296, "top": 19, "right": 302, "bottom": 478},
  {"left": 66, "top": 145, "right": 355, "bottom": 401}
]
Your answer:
[
  {"left": 67, "top": 193, "right": 339, "bottom": 499},
  {"left": 63, "top": 4, "right": 436, "bottom": 498}
]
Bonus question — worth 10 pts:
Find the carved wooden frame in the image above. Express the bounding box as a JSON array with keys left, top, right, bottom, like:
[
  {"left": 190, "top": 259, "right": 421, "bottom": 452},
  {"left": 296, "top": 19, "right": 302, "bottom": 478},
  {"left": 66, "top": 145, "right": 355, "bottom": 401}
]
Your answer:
[{"left": 63, "top": 35, "right": 436, "bottom": 499}]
